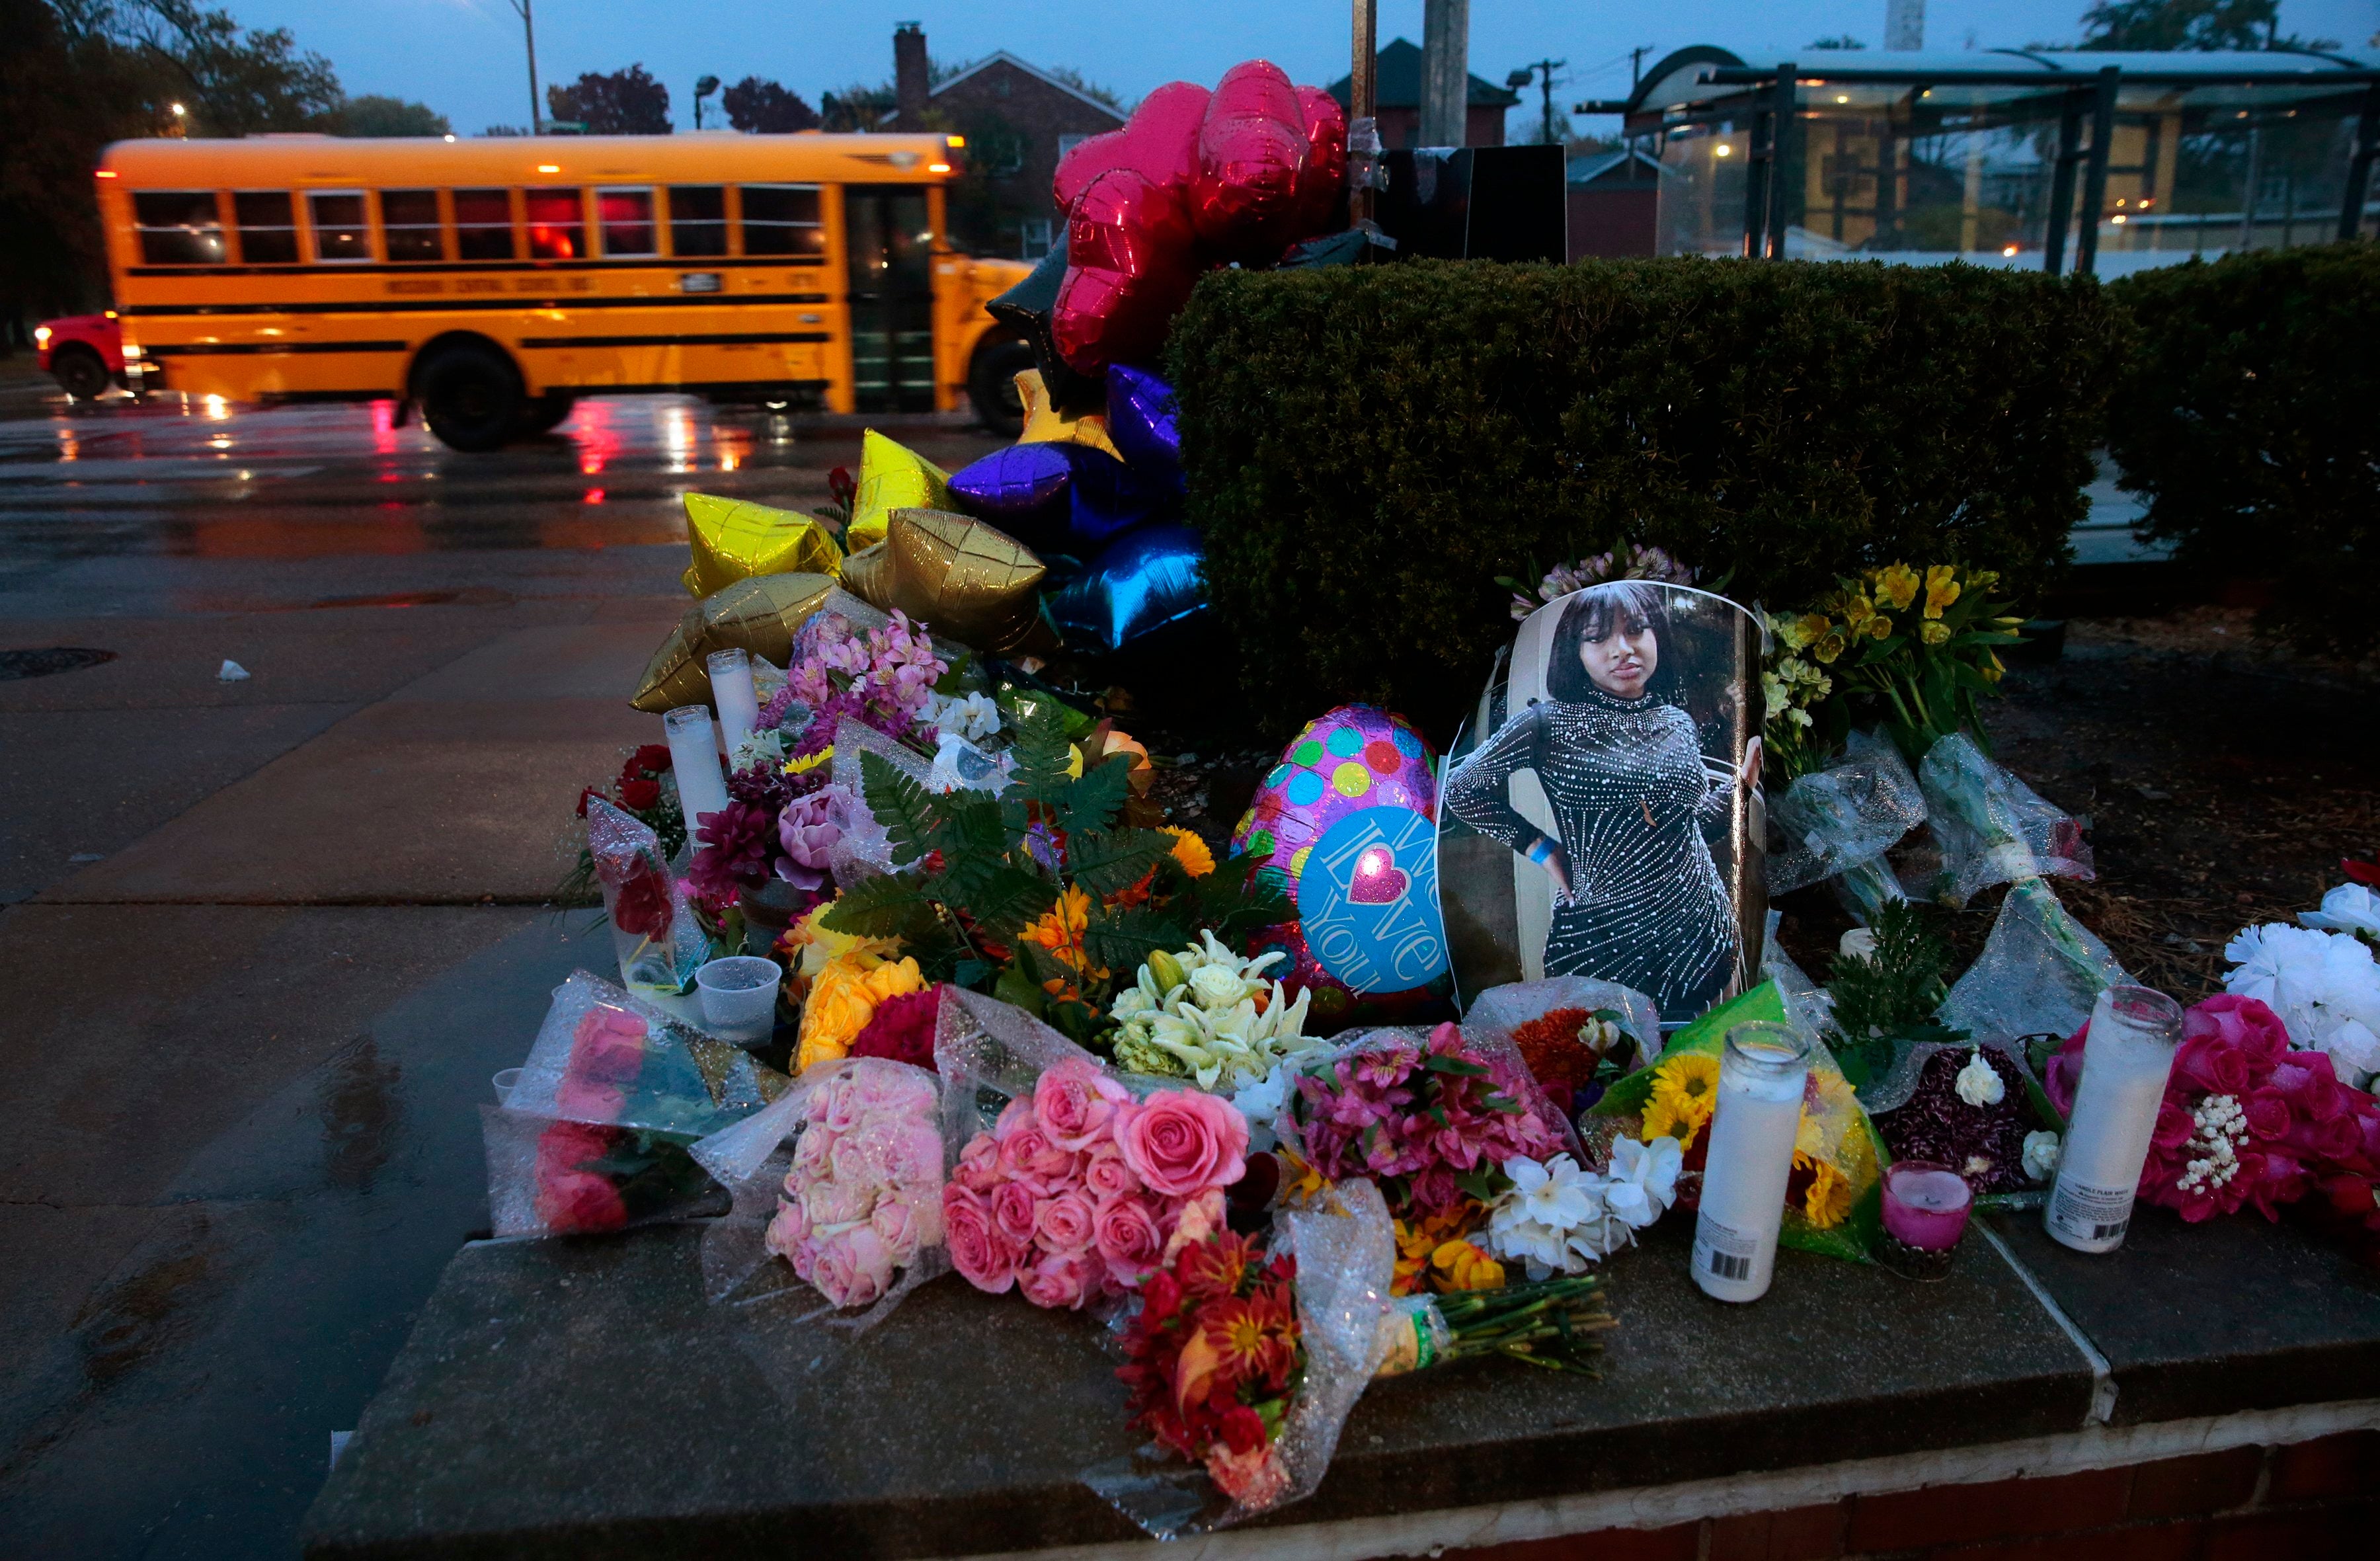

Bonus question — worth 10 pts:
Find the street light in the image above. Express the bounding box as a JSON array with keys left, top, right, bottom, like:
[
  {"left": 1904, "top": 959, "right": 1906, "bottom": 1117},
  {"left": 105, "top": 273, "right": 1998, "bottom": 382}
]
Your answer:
[
  {"left": 1507, "top": 58, "right": 1566, "bottom": 145},
  {"left": 694, "top": 75, "right": 721, "bottom": 130}
]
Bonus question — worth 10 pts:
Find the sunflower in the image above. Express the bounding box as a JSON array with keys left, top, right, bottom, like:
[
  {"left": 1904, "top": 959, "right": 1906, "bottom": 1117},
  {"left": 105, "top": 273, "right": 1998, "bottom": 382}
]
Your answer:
[
  {"left": 1802, "top": 1157, "right": 1854, "bottom": 1228},
  {"left": 1160, "top": 826, "right": 1216, "bottom": 879},
  {"left": 1643, "top": 1051, "right": 1721, "bottom": 1150}
]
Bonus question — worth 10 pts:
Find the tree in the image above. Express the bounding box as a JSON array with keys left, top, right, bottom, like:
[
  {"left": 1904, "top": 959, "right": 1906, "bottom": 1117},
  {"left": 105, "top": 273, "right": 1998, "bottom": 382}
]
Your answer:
[
  {"left": 547, "top": 64, "right": 669, "bottom": 134},
  {"left": 333, "top": 93, "right": 449, "bottom": 136},
  {"left": 112, "top": 0, "right": 342, "bottom": 135},
  {"left": 818, "top": 82, "right": 894, "bottom": 132},
  {"left": 2079, "top": 0, "right": 2278, "bottom": 50},
  {"left": 721, "top": 75, "right": 816, "bottom": 133}
]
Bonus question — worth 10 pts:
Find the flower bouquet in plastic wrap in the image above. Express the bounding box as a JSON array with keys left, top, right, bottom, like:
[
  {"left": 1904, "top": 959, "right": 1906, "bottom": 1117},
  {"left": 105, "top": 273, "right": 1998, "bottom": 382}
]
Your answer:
[
  {"left": 1585, "top": 982, "right": 1887, "bottom": 1262},
  {"left": 584, "top": 795, "right": 711, "bottom": 994},
  {"left": 1462, "top": 976, "right": 1662, "bottom": 1117},
  {"left": 1274, "top": 1020, "right": 1575, "bottom": 1295},
  {"left": 1765, "top": 729, "right": 1928, "bottom": 925},
  {"left": 481, "top": 970, "right": 789, "bottom": 1238},
  {"left": 934, "top": 985, "right": 1253, "bottom": 1311},
  {"left": 689, "top": 1051, "right": 947, "bottom": 1322},
  {"left": 1084, "top": 1178, "right": 1617, "bottom": 1538},
  {"left": 1918, "top": 733, "right": 2093, "bottom": 908}
]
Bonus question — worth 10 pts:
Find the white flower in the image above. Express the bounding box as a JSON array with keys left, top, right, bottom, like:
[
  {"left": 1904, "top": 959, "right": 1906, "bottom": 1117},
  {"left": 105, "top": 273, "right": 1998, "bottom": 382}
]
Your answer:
[
  {"left": 731, "top": 726, "right": 786, "bottom": 772},
  {"left": 2303, "top": 884, "right": 2380, "bottom": 945},
  {"left": 1601, "top": 1135, "right": 1681, "bottom": 1229},
  {"left": 1955, "top": 1049, "right": 2007, "bottom": 1107},
  {"left": 1486, "top": 1154, "right": 1605, "bottom": 1279},
  {"left": 1109, "top": 931, "right": 1315, "bottom": 1092},
  {"left": 2022, "top": 1130, "right": 2062, "bottom": 1181},
  {"left": 1838, "top": 927, "right": 1878, "bottom": 961},
  {"left": 1188, "top": 962, "right": 1246, "bottom": 1010},
  {"left": 1230, "top": 1063, "right": 1290, "bottom": 1138},
  {"left": 2225, "top": 921, "right": 2380, "bottom": 1086},
  {"left": 932, "top": 690, "right": 1003, "bottom": 742}
]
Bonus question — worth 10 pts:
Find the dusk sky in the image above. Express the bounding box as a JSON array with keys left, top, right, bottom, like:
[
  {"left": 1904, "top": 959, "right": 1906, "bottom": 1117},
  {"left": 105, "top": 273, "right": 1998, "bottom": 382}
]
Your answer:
[{"left": 236, "top": 0, "right": 2378, "bottom": 136}]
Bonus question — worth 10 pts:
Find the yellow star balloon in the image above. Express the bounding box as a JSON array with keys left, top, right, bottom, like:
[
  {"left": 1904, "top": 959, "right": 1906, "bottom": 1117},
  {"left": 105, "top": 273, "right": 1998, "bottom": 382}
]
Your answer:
[
  {"left": 631, "top": 573, "right": 837, "bottom": 713},
  {"left": 848, "top": 430, "right": 953, "bottom": 551},
  {"left": 1013, "top": 368, "right": 1124, "bottom": 461},
  {"left": 679, "top": 493, "right": 844, "bottom": 598},
  {"left": 840, "top": 508, "right": 1056, "bottom": 655}
]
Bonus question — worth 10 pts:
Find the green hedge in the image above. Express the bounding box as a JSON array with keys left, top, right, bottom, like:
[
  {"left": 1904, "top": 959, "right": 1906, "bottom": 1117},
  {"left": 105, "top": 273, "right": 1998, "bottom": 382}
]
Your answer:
[
  {"left": 1169, "top": 259, "right": 2131, "bottom": 735},
  {"left": 2106, "top": 242, "right": 2380, "bottom": 655}
]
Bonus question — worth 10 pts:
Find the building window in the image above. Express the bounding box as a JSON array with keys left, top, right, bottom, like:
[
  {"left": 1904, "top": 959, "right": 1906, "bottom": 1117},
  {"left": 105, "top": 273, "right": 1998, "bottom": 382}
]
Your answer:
[
  {"left": 1056, "top": 133, "right": 1090, "bottom": 160},
  {"left": 132, "top": 190, "right": 225, "bottom": 264},
  {"left": 231, "top": 191, "right": 296, "bottom": 264}
]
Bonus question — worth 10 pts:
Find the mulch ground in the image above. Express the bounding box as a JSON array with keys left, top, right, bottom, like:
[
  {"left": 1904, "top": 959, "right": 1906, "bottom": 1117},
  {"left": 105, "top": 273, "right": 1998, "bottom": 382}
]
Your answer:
[{"left": 1141, "top": 604, "right": 2380, "bottom": 1009}]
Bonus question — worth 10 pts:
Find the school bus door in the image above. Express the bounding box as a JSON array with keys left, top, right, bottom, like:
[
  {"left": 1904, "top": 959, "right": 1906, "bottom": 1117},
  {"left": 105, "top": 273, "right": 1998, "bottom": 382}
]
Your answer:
[{"left": 842, "top": 185, "right": 937, "bottom": 414}]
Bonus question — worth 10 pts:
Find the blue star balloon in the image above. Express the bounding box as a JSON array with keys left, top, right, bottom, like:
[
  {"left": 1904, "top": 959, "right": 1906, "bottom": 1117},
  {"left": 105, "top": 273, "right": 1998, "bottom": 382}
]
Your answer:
[{"left": 1049, "top": 522, "right": 1207, "bottom": 651}]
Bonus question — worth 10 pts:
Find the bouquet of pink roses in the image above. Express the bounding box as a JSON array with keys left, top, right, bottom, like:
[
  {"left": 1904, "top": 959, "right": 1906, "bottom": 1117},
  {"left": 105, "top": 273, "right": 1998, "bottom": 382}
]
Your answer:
[
  {"left": 944, "top": 1055, "right": 1250, "bottom": 1310},
  {"left": 764, "top": 1058, "right": 947, "bottom": 1309},
  {"left": 2049, "top": 992, "right": 2380, "bottom": 1224}
]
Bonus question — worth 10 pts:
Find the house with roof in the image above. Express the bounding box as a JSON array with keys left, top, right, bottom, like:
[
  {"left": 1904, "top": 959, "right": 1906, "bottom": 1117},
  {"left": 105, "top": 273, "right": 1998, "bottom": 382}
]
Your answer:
[
  {"left": 1567, "top": 145, "right": 1661, "bottom": 259},
  {"left": 889, "top": 24, "right": 1129, "bottom": 257},
  {"left": 1328, "top": 36, "right": 1522, "bottom": 149}
]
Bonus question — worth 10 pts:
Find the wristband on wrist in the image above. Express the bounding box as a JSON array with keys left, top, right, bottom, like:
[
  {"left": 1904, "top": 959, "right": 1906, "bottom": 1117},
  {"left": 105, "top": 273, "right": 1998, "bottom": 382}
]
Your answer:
[{"left": 1525, "top": 837, "right": 1556, "bottom": 865}]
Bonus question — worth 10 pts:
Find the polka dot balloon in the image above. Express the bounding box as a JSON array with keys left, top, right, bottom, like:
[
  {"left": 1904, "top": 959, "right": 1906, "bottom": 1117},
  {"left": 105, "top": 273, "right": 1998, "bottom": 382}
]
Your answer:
[{"left": 1230, "top": 705, "right": 1452, "bottom": 1030}]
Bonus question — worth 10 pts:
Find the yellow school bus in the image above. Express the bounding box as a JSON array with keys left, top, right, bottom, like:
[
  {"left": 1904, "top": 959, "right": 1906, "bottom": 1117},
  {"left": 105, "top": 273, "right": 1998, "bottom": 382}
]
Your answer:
[{"left": 96, "top": 132, "right": 1037, "bottom": 448}]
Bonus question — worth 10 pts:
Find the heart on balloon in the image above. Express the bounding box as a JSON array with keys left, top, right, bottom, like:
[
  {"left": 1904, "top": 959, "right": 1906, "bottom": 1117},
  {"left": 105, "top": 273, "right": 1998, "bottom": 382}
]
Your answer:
[{"left": 1347, "top": 847, "right": 1410, "bottom": 904}]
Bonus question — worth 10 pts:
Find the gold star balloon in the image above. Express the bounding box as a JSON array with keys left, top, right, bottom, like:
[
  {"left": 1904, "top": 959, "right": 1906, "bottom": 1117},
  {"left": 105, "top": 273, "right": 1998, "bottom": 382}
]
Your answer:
[
  {"left": 1013, "top": 367, "right": 1124, "bottom": 461},
  {"left": 849, "top": 430, "right": 953, "bottom": 551},
  {"left": 679, "top": 493, "right": 844, "bottom": 598},
  {"left": 631, "top": 572, "right": 837, "bottom": 713},
  {"left": 839, "top": 508, "right": 1056, "bottom": 655}
]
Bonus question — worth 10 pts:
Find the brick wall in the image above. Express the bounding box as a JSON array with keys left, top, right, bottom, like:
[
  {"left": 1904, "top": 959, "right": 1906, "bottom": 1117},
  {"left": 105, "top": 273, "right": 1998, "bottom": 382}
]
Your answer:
[
  {"left": 926, "top": 58, "right": 1125, "bottom": 257},
  {"left": 1443, "top": 1429, "right": 2379, "bottom": 1561}
]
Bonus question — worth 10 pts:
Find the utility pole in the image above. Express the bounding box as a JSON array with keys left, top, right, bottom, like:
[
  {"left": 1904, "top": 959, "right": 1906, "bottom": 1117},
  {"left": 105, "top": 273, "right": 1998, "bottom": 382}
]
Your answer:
[
  {"left": 1630, "top": 45, "right": 1651, "bottom": 89},
  {"left": 1507, "top": 58, "right": 1566, "bottom": 145},
  {"left": 1349, "top": 0, "right": 1378, "bottom": 227},
  {"left": 506, "top": 0, "right": 541, "bottom": 132},
  {"left": 1420, "top": 0, "right": 1470, "bottom": 147}
]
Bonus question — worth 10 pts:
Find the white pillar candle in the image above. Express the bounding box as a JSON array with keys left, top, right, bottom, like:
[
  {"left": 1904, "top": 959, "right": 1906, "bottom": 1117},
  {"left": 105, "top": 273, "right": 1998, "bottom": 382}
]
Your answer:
[
  {"left": 2045, "top": 984, "right": 2181, "bottom": 1254},
  {"left": 1693, "top": 1021, "right": 1814, "bottom": 1303},
  {"left": 706, "top": 647, "right": 761, "bottom": 763},
  {"left": 662, "top": 705, "right": 731, "bottom": 837}
]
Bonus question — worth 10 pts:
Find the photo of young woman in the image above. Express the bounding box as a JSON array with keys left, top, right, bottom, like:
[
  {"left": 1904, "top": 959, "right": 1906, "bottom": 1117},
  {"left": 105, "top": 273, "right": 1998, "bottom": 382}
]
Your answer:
[{"left": 1441, "top": 580, "right": 1763, "bottom": 1018}]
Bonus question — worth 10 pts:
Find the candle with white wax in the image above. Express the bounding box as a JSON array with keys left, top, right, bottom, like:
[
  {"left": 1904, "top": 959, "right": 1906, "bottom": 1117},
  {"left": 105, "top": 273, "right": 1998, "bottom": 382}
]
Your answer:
[
  {"left": 1692, "top": 1021, "right": 1814, "bottom": 1303},
  {"left": 706, "top": 648, "right": 761, "bottom": 762},
  {"left": 662, "top": 705, "right": 731, "bottom": 839},
  {"left": 2045, "top": 984, "right": 2181, "bottom": 1254}
]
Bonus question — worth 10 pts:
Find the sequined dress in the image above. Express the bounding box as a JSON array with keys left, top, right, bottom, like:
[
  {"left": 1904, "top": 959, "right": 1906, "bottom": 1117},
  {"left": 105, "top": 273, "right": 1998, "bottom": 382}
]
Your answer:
[{"left": 1443, "top": 688, "right": 1738, "bottom": 1015}]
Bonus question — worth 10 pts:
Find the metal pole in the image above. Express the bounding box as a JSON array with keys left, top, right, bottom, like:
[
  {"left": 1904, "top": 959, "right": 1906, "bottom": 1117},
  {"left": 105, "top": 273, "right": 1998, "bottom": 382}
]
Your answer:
[
  {"left": 2337, "top": 81, "right": 2379, "bottom": 241},
  {"left": 2044, "top": 89, "right": 2085, "bottom": 276},
  {"left": 2076, "top": 65, "right": 2120, "bottom": 277},
  {"left": 509, "top": 0, "right": 541, "bottom": 132},
  {"left": 1350, "top": 0, "right": 1378, "bottom": 228},
  {"left": 1767, "top": 63, "right": 1796, "bottom": 259}
]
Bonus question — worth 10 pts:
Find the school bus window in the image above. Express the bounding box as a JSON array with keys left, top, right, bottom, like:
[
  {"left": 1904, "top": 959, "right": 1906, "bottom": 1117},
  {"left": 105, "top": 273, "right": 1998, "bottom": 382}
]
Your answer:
[
  {"left": 381, "top": 189, "right": 444, "bottom": 261},
  {"left": 132, "top": 190, "right": 225, "bottom": 264},
  {"left": 524, "top": 188, "right": 584, "bottom": 260},
  {"left": 452, "top": 188, "right": 515, "bottom": 260},
  {"left": 231, "top": 191, "right": 296, "bottom": 264},
  {"left": 740, "top": 184, "right": 824, "bottom": 257},
  {"left": 597, "top": 188, "right": 656, "bottom": 257},
  {"left": 308, "top": 191, "right": 371, "bottom": 262},
  {"left": 667, "top": 185, "right": 727, "bottom": 257}
]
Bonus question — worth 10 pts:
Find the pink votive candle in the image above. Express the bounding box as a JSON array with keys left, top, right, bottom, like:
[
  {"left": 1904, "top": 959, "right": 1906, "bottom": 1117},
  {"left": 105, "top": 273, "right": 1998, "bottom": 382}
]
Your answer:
[{"left": 1882, "top": 1162, "right": 1974, "bottom": 1252}]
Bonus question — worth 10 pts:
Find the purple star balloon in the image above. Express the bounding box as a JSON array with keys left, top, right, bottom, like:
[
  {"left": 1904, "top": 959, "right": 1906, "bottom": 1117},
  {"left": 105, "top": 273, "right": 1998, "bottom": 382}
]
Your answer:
[{"left": 1105, "top": 364, "right": 1184, "bottom": 499}]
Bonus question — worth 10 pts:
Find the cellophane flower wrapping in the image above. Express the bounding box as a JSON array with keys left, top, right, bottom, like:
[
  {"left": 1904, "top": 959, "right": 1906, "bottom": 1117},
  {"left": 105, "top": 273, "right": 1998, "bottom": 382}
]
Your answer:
[
  {"left": 688, "top": 1053, "right": 949, "bottom": 1326},
  {"left": 1918, "top": 732, "right": 2093, "bottom": 907},
  {"left": 933, "top": 986, "right": 1253, "bottom": 1311},
  {"left": 1766, "top": 729, "right": 1927, "bottom": 922},
  {"left": 1587, "top": 982, "right": 1886, "bottom": 1261},
  {"left": 1083, "top": 1178, "right": 1398, "bottom": 1539},
  {"left": 585, "top": 795, "right": 710, "bottom": 994},
  {"left": 1758, "top": 910, "right": 1839, "bottom": 1045},
  {"left": 504, "top": 969, "right": 787, "bottom": 1138},
  {"left": 1938, "top": 879, "right": 2134, "bottom": 1047},
  {"left": 1462, "top": 976, "right": 1662, "bottom": 1115},
  {"left": 480, "top": 1107, "right": 725, "bottom": 1238}
]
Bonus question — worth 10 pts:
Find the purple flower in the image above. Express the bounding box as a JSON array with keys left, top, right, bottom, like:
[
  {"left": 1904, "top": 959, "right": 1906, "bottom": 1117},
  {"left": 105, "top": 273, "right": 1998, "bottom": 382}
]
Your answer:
[{"left": 775, "top": 786, "right": 847, "bottom": 890}]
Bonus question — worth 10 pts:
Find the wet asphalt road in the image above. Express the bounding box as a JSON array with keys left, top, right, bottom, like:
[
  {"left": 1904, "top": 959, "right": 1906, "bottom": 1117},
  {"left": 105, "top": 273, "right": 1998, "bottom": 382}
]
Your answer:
[{"left": 0, "top": 380, "right": 1000, "bottom": 1558}]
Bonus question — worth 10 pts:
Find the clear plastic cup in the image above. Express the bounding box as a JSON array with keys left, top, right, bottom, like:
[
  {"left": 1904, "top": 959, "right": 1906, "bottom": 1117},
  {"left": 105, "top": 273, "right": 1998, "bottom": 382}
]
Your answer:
[
  {"left": 695, "top": 955, "right": 782, "bottom": 1043},
  {"left": 492, "top": 1067, "right": 522, "bottom": 1105}
]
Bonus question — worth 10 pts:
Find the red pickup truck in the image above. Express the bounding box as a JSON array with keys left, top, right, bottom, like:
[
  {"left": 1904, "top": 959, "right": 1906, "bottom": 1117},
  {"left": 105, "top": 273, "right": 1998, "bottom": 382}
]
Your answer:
[{"left": 33, "top": 312, "right": 127, "bottom": 399}]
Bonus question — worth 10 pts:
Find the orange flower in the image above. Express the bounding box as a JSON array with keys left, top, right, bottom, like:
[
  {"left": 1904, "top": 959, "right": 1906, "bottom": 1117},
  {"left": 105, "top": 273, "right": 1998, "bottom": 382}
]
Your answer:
[
  {"left": 1160, "top": 826, "right": 1216, "bottom": 879},
  {"left": 1023, "top": 883, "right": 1108, "bottom": 981}
]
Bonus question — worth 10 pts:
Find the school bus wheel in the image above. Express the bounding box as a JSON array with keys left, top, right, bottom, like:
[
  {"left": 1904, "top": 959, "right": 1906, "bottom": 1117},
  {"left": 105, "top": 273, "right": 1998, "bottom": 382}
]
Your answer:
[
  {"left": 411, "top": 337, "right": 525, "bottom": 452},
  {"left": 967, "top": 331, "right": 1036, "bottom": 438}
]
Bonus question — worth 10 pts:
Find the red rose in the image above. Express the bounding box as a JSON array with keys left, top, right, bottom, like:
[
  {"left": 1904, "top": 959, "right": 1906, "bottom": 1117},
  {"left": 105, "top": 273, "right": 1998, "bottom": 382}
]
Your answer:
[
  {"left": 532, "top": 1120, "right": 629, "bottom": 1233},
  {"left": 610, "top": 867, "right": 673, "bottom": 938},
  {"left": 629, "top": 743, "right": 673, "bottom": 776},
  {"left": 617, "top": 777, "right": 661, "bottom": 811},
  {"left": 575, "top": 786, "right": 604, "bottom": 819}
]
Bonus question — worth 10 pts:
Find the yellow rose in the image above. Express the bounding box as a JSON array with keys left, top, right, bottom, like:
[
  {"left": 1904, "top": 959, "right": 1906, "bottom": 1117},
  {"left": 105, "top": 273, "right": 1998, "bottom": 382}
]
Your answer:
[
  {"left": 795, "top": 953, "right": 924, "bottom": 1072},
  {"left": 1873, "top": 563, "right": 1920, "bottom": 611}
]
